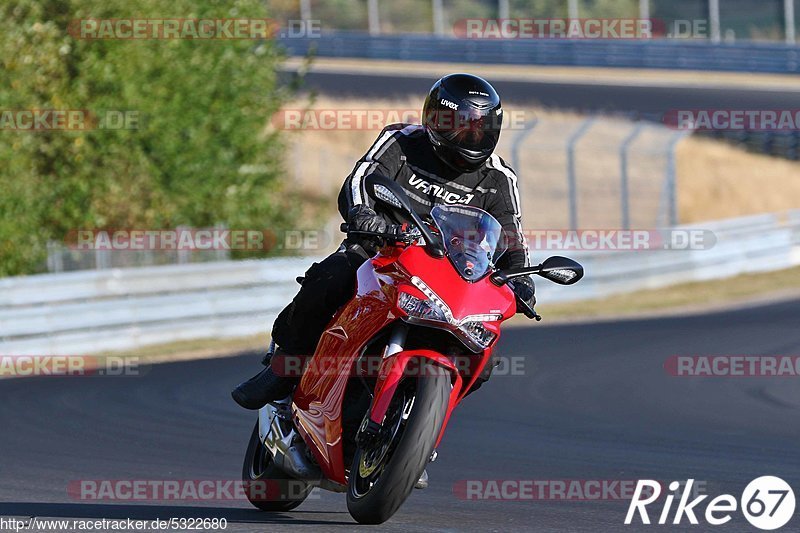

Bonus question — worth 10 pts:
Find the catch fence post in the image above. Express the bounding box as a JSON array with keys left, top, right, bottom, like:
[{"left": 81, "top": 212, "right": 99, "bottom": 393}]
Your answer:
[
  {"left": 566, "top": 117, "right": 596, "bottom": 230},
  {"left": 620, "top": 122, "right": 646, "bottom": 230}
]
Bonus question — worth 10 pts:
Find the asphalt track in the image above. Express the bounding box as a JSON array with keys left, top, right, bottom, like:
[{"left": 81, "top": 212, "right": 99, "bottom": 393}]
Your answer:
[
  {"left": 280, "top": 70, "right": 800, "bottom": 118},
  {"left": 1, "top": 297, "right": 799, "bottom": 531}
]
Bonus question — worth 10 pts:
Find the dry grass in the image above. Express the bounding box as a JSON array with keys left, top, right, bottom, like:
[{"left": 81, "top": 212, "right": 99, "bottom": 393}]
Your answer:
[
  {"left": 275, "top": 96, "right": 418, "bottom": 195},
  {"left": 677, "top": 137, "right": 800, "bottom": 223},
  {"left": 99, "top": 334, "right": 266, "bottom": 360},
  {"left": 280, "top": 96, "right": 800, "bottom": 228}
]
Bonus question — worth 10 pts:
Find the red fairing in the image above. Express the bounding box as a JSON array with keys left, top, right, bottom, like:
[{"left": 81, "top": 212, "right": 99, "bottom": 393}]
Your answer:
[
  {"left": 397, "top": 246, "right": 516, "bottom": 324},
  {"left": 292, "top": 243, "right": 516, "bottom": 485},
  {"left": 291, "top": 257, "right": 398, "bottom": 485}
]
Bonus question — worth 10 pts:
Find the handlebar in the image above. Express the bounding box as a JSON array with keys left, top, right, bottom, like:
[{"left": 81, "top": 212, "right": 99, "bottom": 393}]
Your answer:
[
  {"left": 516, "top": 294, "right": 542, "bottom": 321},
  {"left": 340, "top": 223, "right": 420, "bottom": 244},
  {"left": 508, "top": 279, "right": 542, "bottom": 321}
]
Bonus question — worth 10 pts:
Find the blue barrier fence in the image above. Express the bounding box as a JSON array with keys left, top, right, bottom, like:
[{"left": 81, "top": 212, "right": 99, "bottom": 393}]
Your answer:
[{"left": 278, "top": 32, "right": 800, "bottom": 74}]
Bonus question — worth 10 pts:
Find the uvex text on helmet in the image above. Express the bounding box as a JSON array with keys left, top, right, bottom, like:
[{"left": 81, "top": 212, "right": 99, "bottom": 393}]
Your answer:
[{"left": 422, "top": 73, "right": 502, "bottom": 173}]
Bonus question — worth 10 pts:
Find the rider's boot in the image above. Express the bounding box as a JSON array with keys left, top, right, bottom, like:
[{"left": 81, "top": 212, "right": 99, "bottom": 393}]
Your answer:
[
  {"left": 231, "top": 347, "right": 299, "bottom": 410},
  {"left": 415, "top": 449, "right": 437, "bottom": 489},
  {"left": 414, "top": 469, "right": 429, "bottom": 489}
]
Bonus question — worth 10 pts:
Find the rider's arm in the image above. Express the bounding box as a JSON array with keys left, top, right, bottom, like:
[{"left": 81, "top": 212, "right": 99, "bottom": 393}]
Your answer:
[
  {"left": 337, "top": 125, "right": 410, "bottom": 254},
  {"left": 484, "top": 156, "right": 530, "bottom": 270},
  {"left": 484, "top": 158, "right": 536, "bottom": 312},
  {"left": 337, "top": 124, "right": 408, "bottom": 221}
]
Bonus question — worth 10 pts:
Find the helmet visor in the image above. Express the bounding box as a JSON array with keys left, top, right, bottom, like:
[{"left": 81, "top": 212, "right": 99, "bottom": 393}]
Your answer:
[{"left": 428, "top": 106, "right": 501, "bottom": 154}]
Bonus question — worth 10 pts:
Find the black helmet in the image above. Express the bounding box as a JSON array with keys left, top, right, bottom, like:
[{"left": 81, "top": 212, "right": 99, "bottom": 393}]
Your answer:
[{"left": 422, "top": 73, "right": 502, "bottom": 173}]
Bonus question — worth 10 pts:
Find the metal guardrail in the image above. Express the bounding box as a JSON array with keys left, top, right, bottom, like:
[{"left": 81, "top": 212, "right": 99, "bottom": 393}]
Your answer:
[
  {"left": 544, "top": 211, "right": 800, "bottom": 304},
  {"left": 0, "top": 258, "right": 312, "bottom": 356},
  {"left": 278, "top": 32, "right": 800, "bottom": 74},
  {"left": 1, "top": 211, "right": 798, "bottom": 356}
]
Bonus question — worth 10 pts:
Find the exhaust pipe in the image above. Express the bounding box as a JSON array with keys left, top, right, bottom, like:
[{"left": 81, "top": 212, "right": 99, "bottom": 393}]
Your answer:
[{"left": 258, "top": 402, "right": 346, "bottom": 493}]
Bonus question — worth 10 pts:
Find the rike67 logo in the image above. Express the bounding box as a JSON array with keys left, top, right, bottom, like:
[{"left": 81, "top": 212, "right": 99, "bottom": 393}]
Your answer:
[{"left": 626, "top": 477, "right": 795, "bottom": 530}]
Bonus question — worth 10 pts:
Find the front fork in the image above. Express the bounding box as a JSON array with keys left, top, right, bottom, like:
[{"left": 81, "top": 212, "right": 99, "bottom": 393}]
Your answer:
[
  {"left": 369, "top": 322, "right": 410, "bottom": 427},
  {"left": 384, "top": 322, "right": 409, "bottom": 359},
  {"left": 355, "top": 323, "right": 409, "bottom": 446},
  {"left": 358, "top": 322, "right": 462, "bottom": 446}
]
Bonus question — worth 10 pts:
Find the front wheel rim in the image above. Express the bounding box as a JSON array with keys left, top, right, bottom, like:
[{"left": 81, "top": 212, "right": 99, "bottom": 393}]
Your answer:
[{"left": 351, "top": 383, "right": 415, "bottom": 498}]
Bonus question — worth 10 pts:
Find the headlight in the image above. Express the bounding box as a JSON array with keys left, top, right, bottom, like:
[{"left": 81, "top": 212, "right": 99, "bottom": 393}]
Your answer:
[
  {"left": 409, "top": 276, "right": 454, "bottom": 323},
  {"left": 458, "top": 320, "right": 498, "bottom": 350},
  {"left": 399, "top": 276, "right": 501, "bottom": 352},
  {"left": 398, "top": 292, "right": 448, "bottom": 322}
]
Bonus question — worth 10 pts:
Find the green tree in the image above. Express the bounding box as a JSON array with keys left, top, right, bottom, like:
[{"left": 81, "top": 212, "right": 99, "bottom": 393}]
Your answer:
[{"left": 0, "top": 0, "right": 296, "bottom": 276}]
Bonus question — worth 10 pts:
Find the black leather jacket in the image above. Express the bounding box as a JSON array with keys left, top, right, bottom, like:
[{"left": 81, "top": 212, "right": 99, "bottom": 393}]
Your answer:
[{"left": 337, "top": 123, "right": 530, "bottom": 269}]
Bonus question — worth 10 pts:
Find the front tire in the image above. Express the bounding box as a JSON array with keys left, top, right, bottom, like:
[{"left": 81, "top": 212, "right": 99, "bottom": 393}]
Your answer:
[
  {"left": 346, "top": 360, "right": 450, "bottom": 524},
  {"left": 241, "top": 422, "right": 312, "bottom": 511}
]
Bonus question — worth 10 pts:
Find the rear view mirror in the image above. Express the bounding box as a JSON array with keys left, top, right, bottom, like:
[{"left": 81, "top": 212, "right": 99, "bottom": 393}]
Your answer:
[
  {"left": 537, "top": 256, "right": 584, "bottom": 285},
  {"left": 490, "top": 255, "right": 584, "bottom": 286},
  {"left": 372, "top": 183, "right": 404, "bottom": 210},
  {"left": 364, "top": 173, "right": 412, "bottom": 213}
]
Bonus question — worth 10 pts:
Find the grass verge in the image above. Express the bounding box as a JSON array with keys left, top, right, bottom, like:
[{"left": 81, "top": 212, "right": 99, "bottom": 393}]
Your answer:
[
  {"left": 531, "top": 265, "right": 800, "bottom": 322},
  {"left": 100, "top": 334, "right": 266, "bottom": 360}
]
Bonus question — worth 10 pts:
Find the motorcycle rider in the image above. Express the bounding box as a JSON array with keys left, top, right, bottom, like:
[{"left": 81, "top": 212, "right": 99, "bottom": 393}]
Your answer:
[{"left": 232, "top": 73, "right": 535, "bottom": 410}]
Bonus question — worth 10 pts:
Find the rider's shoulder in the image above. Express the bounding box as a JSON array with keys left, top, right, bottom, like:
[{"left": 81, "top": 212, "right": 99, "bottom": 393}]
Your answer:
[
  {"left": 483, "top": 154, "right": 519, "bottom": 181},
  {"left": 380, "top": 123, "right": 426, "bottom": 137},
  {"left": 368, "top": 124, "right": 426, "bottom": 157}
]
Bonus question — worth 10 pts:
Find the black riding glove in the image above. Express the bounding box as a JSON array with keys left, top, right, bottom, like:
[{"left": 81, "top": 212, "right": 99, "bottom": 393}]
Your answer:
[
  {"left": 510, "top": 275, "right": 536, "bottom": 313},
  {"left": 347, "top": 204, "right": 387, "bottom": 234},
  {"left": 347, "top": 204, "right": 388, "bottom": 253}
]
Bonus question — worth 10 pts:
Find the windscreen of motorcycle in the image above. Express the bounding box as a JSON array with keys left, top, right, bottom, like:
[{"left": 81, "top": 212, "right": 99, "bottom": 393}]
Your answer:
[{"left": 431, "top": 205, "right": 506, "bottom": 282}]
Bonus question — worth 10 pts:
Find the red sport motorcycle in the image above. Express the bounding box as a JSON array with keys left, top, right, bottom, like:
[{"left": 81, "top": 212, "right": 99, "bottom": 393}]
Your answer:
[{"left": 241, "top": 174, "right": 583, "bottom": 524}]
